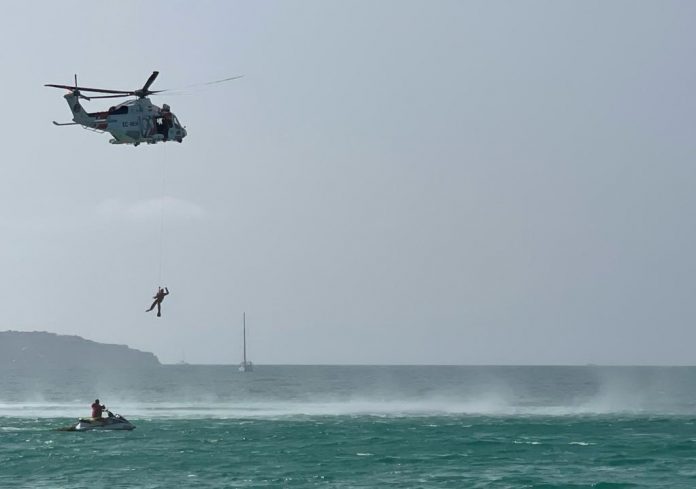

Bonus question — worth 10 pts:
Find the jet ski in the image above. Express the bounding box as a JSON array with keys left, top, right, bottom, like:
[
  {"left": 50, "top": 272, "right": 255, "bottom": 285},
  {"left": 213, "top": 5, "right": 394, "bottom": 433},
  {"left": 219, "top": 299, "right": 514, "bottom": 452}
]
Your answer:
[{"left": 59, "top": 410, "right": 135, "bottom": 431}]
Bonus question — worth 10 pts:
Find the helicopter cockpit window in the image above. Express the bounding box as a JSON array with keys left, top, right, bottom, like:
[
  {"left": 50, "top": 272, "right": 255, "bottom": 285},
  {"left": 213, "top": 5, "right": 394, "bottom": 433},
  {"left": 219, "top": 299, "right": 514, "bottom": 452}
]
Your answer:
[{"left": 108, "top": 106, "right": 129, "bottom": 115}]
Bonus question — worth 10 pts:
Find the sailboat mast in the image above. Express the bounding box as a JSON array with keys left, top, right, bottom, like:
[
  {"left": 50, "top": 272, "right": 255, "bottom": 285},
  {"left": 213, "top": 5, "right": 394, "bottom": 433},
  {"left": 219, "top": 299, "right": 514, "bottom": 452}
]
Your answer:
[{"left": 242, "top": 312, "right": 247, "bottom": 365}]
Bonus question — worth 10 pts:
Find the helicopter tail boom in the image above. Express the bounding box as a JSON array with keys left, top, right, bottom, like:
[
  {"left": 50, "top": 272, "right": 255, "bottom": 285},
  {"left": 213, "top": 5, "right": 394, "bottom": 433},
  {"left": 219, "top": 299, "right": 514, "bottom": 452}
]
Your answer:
[{"left": 64, "top": 92, "right": 96, "bottom": 127}]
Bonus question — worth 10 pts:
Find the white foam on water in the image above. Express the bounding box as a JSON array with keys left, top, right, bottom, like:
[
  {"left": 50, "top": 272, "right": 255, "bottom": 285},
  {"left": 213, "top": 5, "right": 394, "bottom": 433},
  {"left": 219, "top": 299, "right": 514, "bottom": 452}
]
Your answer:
[
  {"left": 0, "top": 396, "right": 678, "bottom": 419},
  {"left": 2, "top": 367, "right": 694, "bottom": 419}
]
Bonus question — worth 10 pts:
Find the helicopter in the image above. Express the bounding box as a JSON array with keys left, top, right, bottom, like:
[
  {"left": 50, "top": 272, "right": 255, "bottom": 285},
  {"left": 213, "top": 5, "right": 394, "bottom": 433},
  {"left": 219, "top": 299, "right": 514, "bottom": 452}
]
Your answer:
[{"left": 46, "top": 71, "right": 239, "bottom": 146}]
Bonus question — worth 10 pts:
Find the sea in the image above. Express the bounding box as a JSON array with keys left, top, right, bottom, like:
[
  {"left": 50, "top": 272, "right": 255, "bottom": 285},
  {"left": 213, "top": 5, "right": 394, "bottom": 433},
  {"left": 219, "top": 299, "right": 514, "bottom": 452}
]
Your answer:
[{"left": 2, "top": 365, "right": 696, "bottom": 488}]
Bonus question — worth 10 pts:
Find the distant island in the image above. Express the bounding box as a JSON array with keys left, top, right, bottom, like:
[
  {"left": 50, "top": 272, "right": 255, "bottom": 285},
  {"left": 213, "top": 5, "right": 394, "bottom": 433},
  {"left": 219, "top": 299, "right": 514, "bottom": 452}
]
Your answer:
[{"left": 0, "top": 331, "right": 161, "bottom": 369}]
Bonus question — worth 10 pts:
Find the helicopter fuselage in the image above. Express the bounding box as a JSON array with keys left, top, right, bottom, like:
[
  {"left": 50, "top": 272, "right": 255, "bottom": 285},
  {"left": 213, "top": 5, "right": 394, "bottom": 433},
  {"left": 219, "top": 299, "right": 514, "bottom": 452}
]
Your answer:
[{"left": 64, "top": 93, "right": 187, "bottom": 146}]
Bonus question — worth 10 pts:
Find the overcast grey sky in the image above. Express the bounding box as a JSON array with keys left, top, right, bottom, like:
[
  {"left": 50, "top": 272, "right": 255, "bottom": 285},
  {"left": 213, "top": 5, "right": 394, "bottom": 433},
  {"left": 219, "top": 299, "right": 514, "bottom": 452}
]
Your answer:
[{"left": 0, "top": 1, "right": 694, "bottom": 364}]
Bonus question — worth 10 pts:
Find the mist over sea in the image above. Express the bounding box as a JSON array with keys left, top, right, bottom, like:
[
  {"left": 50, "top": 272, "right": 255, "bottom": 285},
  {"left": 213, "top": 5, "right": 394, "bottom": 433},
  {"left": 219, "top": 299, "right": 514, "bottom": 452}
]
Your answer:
[{"left": 2, "top": 366, "right": 696, "bottom": 487}]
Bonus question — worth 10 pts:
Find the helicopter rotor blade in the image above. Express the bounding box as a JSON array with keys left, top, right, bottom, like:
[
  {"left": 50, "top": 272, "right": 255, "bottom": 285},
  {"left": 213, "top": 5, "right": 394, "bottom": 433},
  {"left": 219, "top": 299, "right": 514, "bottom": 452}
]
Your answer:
[
  {"left": 44, "top": 84, "right": 132, "bottom": 95},
  {"left": 142, "top": 71, "right": 159, "bottom": 92},
  {"left": 46, "top": 71, "right": 241, "bottom": 100},
  {"left": 86, "top": 94, "right": 134, "bottom": 99},
  {"left": 157, "top": 75, "right": 244, "bottom": 94},
  {"left": 45, "top": 84, "right": 79, "bottom": 90},
  {"left": 132, "top": 71, "right": 161, "bottom": 98},
  {"left": 183, "top": 74, "right": 244, "bottom": 89}
]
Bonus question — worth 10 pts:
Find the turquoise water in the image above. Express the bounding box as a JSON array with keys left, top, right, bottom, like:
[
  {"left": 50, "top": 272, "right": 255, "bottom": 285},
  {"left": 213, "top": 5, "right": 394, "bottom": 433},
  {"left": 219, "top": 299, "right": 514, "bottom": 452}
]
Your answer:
[{"left": 2, "top": 366, "right": 696, "bottom": 487}]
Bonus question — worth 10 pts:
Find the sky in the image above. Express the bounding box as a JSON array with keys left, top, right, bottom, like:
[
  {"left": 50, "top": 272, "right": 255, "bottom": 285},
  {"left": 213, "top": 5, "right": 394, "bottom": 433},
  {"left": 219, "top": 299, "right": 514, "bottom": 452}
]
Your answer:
[{"left": 0, "top": 1, "right": 694, "bottom": 365}]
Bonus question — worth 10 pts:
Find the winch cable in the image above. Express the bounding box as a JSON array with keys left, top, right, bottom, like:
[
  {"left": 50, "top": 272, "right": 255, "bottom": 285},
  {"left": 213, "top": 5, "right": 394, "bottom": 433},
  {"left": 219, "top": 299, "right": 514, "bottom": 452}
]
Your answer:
[{"left": 157, "top": 143, "right": 167, "bottom": 286}]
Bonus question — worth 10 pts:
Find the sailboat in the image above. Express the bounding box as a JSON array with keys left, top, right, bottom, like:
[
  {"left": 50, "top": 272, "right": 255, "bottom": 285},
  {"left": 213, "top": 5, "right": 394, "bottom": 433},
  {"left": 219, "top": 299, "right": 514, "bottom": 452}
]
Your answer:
[
  {"left": 239, "top": 312, "right": 253, "bottom": 372},
  {"left": 177, "top": 349, "right": 189, "bottom": 365}
]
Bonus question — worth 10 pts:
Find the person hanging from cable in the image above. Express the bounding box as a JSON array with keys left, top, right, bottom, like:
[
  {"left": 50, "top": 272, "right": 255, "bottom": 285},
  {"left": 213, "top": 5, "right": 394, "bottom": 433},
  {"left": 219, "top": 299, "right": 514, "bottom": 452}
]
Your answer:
[{"left": 145, "top": 286, "right": 169, "bottom": 317}]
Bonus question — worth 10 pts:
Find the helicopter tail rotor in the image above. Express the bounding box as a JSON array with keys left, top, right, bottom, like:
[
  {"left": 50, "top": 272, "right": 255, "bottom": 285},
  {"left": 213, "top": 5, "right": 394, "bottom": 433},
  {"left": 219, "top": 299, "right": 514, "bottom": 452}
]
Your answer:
[{"left": 60, "top": 74, "right": 92, "bottom": 101}]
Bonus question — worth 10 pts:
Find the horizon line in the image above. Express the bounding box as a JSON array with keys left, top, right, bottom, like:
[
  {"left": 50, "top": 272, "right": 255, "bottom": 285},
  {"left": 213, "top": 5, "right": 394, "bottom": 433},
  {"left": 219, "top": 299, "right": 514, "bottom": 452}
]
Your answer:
[{"left": 162, "top": 363, "right": 696, "bottom": 368}]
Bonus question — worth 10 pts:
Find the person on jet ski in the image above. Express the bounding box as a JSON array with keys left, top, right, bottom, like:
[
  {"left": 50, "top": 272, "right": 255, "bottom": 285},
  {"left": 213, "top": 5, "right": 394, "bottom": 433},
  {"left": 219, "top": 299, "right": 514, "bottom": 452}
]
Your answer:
[
  {"left": 146, "top": 286, "right": 170, "bottom": 317},
  {"left": 91, "top": 399, "right": 106, "bottom": 419}
]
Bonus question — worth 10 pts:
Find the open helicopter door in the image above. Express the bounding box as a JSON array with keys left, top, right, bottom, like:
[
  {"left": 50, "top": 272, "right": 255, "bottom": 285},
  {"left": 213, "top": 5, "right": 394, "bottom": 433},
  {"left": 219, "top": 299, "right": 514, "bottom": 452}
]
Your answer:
[{"left": 153, "top": 104, "right": 173, "bottom": 141}]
